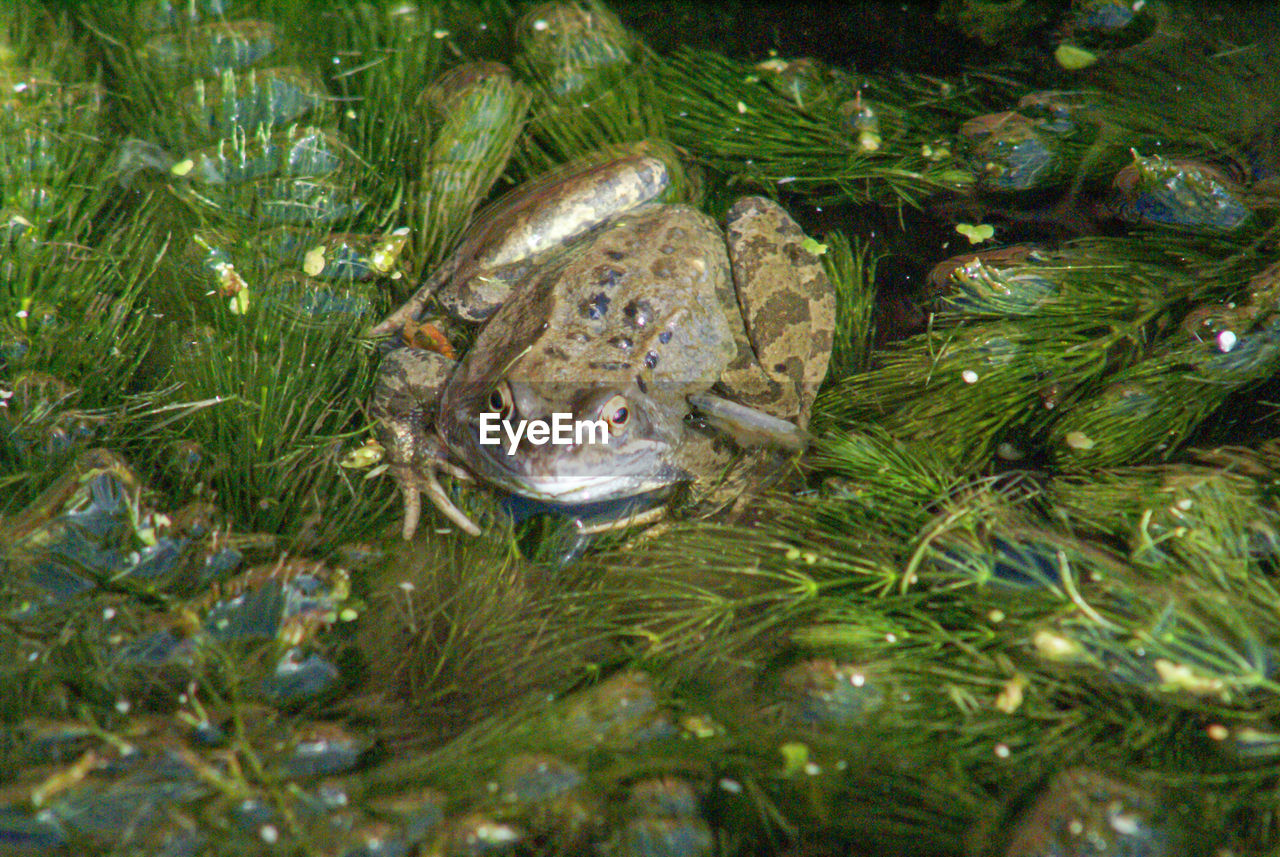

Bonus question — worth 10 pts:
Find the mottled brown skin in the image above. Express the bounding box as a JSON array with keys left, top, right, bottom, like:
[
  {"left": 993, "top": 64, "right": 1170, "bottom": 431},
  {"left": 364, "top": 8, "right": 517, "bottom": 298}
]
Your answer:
[
  {"left": 436, "top": 203, "right": 736, "bottom": 503},
  {"left": 370, "top": 153, "right": 836, "bottom": 536},
  {"left": 722, "top": 196, "right": 835, "bottom": 429}
]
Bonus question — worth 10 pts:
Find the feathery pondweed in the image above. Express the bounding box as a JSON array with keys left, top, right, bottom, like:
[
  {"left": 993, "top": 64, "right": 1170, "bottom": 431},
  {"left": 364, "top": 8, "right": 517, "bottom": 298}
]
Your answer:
[
  {"left": 8, "top": 2, "right": 1280, "bottom": 854},
  {"left": 652, "top": 48, "right": 1015, "bottom": 207}
]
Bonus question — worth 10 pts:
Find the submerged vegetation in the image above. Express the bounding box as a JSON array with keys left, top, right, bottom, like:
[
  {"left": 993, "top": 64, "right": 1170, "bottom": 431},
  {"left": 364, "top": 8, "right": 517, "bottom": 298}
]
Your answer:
[{"left": 5, "top": 0, "right": 1280, "bottom": 854}]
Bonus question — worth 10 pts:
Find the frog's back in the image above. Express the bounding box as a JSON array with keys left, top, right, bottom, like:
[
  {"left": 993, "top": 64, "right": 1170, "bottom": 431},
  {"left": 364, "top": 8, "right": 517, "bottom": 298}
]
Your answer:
[{"left": 512, "top": 203, "right": 737, "bottom": 391}]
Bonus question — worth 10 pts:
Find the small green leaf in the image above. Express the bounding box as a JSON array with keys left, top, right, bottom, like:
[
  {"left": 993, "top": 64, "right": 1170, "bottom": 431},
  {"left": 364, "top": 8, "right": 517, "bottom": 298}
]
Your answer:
[
  {"left": 780, "top": 741, "right": 810, "bottom": 776},
  {"left": 229, "top": 288, "right": 251, "bottom": 315},
  {"left": 801, "top": 236, "right": 828, "bottom": 256},
  {"left": 938, "top": 169, "right": 976, "bottom": 185},
  {"left": 1055, "top": 43, "right": 1097, "bottom": 71},
  {"left": 955, "top": 223, "right": 995, "bottom": 244}
]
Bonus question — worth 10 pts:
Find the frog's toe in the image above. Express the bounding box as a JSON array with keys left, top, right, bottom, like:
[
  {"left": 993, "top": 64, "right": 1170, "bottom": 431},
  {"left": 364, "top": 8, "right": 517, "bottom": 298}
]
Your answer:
[
  {"left": 394, "top": 466, "right": 482, "bottom": 538},
  {"left": 400, "top": 484, "right": 422, "bottom": 540},
  {"left": 423, "top": 467, "right": 483, "bottom": 536}
]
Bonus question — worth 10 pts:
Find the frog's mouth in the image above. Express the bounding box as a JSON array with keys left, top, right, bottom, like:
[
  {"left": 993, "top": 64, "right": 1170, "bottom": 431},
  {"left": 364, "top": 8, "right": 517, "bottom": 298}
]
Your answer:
[
  {"left": 488, "top": 472, "right": 671, "bottom": 505},
  {"left": 449, "top": 428, "right": 683, "bottom": 505}
]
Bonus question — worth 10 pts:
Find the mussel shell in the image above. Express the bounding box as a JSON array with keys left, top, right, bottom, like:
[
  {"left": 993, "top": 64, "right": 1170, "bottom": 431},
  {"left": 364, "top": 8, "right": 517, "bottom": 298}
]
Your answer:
[
  {"left": 1111, "top": 156, "right": 1251, "bottom": 232},
  {"left": 779, "top": 659, "right": 886, "bottom": 725},
  {"left": 516, "top": 1, "right": 635, "bottom": 97},
  {"left": 179, "top": 125, "right": 347, "bottom": 185},
  {"left": 142, "top": 19, "right": 278, "bottom": 76},
  {"left": 1002, "top": 768, "right": 1178, "bottom": 857},
  {"left": 181, "top": 66, "right": 326, "bottom": 140}
]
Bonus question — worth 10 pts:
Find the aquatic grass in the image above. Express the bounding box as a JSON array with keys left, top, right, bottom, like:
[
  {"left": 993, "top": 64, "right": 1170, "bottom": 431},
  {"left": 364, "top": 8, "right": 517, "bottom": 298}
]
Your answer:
[
  {"left": 10, "top": 2, "right": 1280, "bottom": 853},
  {"left": 121, "top": 303, "right": 397, "bottom": 549},
  {"left": 653, "top": 48, "right": 1005, "bottom": 207},
  {"left": 1047, "top": 451, "right": 1280, "bottom": 586},
  {"left": 321, "top": 2, "right": 520, "bottom": 240},
  {"left": 555, "top": 423, "right": 1280, "bottom": 797},
  {"left": 1, "top": 193, "right": 161, "bottom": 513},
  {"left": 1080, "top": 7, "right": 1280, "bottom": 165},
  {"left": 1046, "top": 319, "right": 1280, "bottom": 469},
  {"left": 805, "top": 426, "right": 1006, "bottom": 542},
  {"left": 818, "top": 234, "right": 1256, "bottom": 467},
  {"left": 512, "top": 54, "right": 670, "bottom": 179},
  {"left": 412, "top": 64, "right": 533, "bottom": 274},
  {"left": 561, "top": 491, "right": 917, "bottom": 677},
  {"left": 502, "top": 0, "right": 661, "bottom": 176},
  {"left": 817, "top": 230, "right": 878, "bottom": 383},
  {"left": 358, "top": 530, "right": 623, "bottom": 744}
]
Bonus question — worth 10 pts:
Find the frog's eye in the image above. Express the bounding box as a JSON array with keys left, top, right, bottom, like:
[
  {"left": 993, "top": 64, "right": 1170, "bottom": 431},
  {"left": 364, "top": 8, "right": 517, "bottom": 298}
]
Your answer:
[
  {"left": 600, "top": 394, "right": 629, "bottom": 437},
  {"left": 487, "top": 382, "right": 514, "bottom": 421}
]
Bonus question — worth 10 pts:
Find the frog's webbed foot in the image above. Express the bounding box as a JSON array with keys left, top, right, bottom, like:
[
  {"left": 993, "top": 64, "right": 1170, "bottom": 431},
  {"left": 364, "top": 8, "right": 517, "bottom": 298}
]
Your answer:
[
  {"left": 397, "top": 465, "right": 481, "bottom": 538},
  {"left": 391, "top": 443, "right": 482, "bottom": 538},
  {"left": 372, "top": 346, "right": 478, "bottom": 536}
]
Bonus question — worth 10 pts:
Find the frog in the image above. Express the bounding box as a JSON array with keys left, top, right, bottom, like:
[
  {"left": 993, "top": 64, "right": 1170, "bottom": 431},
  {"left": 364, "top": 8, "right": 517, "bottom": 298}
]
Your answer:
[{"left": 369, "top": 149, "right": 835, "bottom": 538}]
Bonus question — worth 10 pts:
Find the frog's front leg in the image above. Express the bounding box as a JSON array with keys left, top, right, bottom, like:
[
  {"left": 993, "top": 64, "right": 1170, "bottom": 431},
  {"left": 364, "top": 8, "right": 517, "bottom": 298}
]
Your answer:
[
  {"left": 371, "top": 347, "right": 480, "bottom": 538},
  {"left": 719, "top": 196, "right": 836, "bottom": 429}
]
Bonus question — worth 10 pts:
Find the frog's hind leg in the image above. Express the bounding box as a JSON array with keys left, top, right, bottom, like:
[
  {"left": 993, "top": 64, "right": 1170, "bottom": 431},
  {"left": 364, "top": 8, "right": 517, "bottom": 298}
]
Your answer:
[
  {"left": 371, "top": 346, "right": 479, "bottom": 536},
  {"left": 722, "top": 196, "right": 836, "bottom": 427}
]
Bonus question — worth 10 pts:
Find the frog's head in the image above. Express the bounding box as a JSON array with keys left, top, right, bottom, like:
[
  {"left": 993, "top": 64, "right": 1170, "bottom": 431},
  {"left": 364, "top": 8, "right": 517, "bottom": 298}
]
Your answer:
[{"left": 437, "top": 376, "right": 691, "bottom": 505}]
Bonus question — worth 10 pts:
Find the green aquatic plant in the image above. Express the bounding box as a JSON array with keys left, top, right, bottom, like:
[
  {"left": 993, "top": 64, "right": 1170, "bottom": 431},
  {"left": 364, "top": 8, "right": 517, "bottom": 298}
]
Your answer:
[
  {"left": 512, "top": 1, "right": 669, "bottom": 177},
  {"left": 822, "top": 231, "right": 1275, "bottom": 468},
  {"left": 13, "top": 1, "right": 1280, "bottom": 853},
  {"left": 817, "top": 230, "right": 879, "bottom": 381},
  {"left": 1, "top": 9, "right": 161, "bottom": 511},
  {"left": 138, "top": 312, "right": 397, "bottom": 548},
  {"left": 654, "top": 48, "right": 1012, "bottom": 207},
  {"left": 357, "top": 529, "right": 620, "bottom": 740},
  {"left": 321, "top": 1, "right": 527, "bottom": 276}
]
